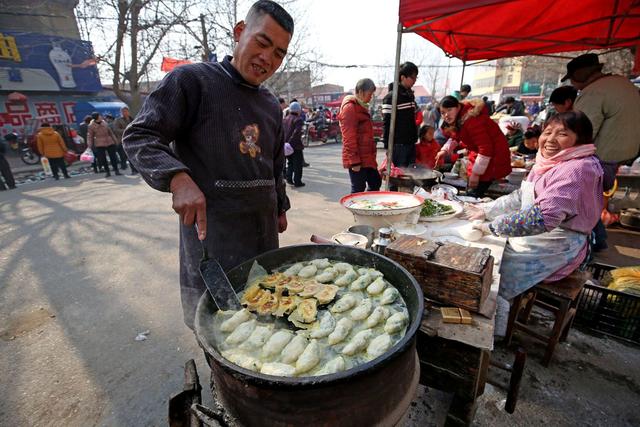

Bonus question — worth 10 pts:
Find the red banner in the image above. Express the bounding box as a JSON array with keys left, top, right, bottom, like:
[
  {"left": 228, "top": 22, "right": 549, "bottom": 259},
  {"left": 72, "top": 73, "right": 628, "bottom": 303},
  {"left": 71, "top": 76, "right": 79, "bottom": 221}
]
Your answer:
[{"left": 161, "top": 57, "right": 192, "bottom": 72}]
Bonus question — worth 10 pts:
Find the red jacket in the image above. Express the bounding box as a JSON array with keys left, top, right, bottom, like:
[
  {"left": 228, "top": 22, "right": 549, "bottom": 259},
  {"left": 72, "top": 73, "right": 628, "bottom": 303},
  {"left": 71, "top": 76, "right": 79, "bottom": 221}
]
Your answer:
[
  {"left": 415, "top": 140, "right": 441, "bottom": 169},
  {"left": 443, "top": 99, "right": 511, "bottom": 181},
  {"left": 339, "top": 96, "right": 377, "bottom": 169}
]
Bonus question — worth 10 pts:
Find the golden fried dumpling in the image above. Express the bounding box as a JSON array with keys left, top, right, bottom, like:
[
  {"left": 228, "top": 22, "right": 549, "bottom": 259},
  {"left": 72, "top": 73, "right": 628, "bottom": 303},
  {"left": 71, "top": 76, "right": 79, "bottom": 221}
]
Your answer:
[
  {"left": 259, "top": 273, "right": 289, "bottom": 290},
  {"left": 273, "top": 295, "right": 298, "bottom": 317},
  {"left": 284, "top": 278, "right": 305, "bottom": 294},
  {"left": 256, "top": 291, "right": 279, "bottom": 316},
  {"left": 315, "top": 285, "right": 339, "bottom": 305},
  {"left": 298, "top": 281, "right": 323, "bottom": 297},
  {"left": 242, "top": 285, "right": 266, "bottom": 310},
  {"left": 297, "top": 298, "right": 318, "bottom": 323}
]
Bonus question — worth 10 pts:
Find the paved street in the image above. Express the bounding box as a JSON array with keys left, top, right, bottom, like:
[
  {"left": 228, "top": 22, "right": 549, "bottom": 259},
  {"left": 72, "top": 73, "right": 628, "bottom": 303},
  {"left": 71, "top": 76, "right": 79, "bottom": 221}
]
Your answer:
[{"left": 0, "top": 144, "right": 357, "bottom": 426}]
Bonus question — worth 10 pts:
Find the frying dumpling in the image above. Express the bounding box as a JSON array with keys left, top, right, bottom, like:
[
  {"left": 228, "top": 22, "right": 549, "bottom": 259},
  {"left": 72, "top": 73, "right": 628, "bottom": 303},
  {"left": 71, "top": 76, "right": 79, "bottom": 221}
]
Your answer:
[
  {"left": 221, "top": 350, "right": 262, "bottom": 372},
  {"left": 220, "top": 309, "right": 254, "bottom": 332},
  {"left": 316, "top": 356, "right": 346, "bottom": 376},
  {"left": 366, "top": 277, "right": 387, "bottom": 295},
  {"left": 259, "top": 273, "right": 288, "bottom": 290},
  {"left": 284, "top": 278, "right": 305, "bottom": 294},
  {"left": 294, "top": 298, "right": 318, "bottom": 323},
  {"left": 350, "top": 298, "right": 373, "bottom": 320},
  {"left": 283, "top": 262, "right": 304, "bottom": 277},
  {"left": 240, "top": 325, "right": 273, "bottom": 350},
  {"left": 327, "top": 317, "right": 353, "bottom": 345},
  {"left": 379, "top": 287, "right": 400, "bottom": 305},
  {"left": 262, "top": 330, "right": 294, "bottom": 358},
  {"left": 315, "top": 285, "right": 339, "bottom": 305},
  {"left": 367, "top": 333, "right": 393, "bottom": 359},
  {"left": 260, "top": 362, "right": 296, "bottom": 377},
  {"left": 334, "top": 262, "right": 354, "bottom": 273},
  {"left": 298, "top": 282, "right": 324, "bottom": 297},
  {"left": 342, "top": 329, "right": 374, "bottom": 356},
  {"left": 225, "top": 319, "right": 257, "bottom": 345},
  {"left": 310, "top": 258, "right": 332, "bottom": 269},
  {"left": 349, "top": 274, "right": 374, "bottom": 291},
  {"left": 384, "top": 311, "right": 409, "bottom": 334},
  {"left": 241, "top": 285, "right": 265, "bottom": 310},
  {"left": 281, "top": 335, "right": 308, "bottom": 364},
  {"left": 330, "top": 294, "right": 357, "bottom": 313},
  {"left": 334, "top": 269, "right": 358, "bottom": 287},
  {"left": 298, "top": 264, "right": 318, "bottom": 278},
  {"left": 310, "top": 311, "right": 336, "bottom": 339},
  {"left": 365, "top": 306, "right": 390, "bottom": 328},
  {"left": 315, "top": 267, "right": 338, "bottom": 283},
  {"left": 358, "top": 268, "right": 384, "bottom": 278},
  {"left": 256, "top": 291, "right": 279, "bottom": 315},
  {"left": 296, "top": 339, "right": 321, "bottom": 374},
  {"left": 273, "top": 295, "right": 297, "bottom": 317}
]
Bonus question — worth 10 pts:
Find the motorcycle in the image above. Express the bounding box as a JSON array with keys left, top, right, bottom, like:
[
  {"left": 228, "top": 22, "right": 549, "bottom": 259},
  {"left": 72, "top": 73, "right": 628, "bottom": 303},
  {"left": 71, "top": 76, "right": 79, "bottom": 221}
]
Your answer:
[{"left": 302, "top": 119, "right": 342, "bottom": 146}]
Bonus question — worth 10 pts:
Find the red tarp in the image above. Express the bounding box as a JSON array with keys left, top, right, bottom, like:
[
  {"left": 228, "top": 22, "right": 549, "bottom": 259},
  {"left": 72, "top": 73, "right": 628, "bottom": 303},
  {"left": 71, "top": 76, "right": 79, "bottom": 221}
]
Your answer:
[{"left": 399, "top": 0, "right": 640, "bottom": 61}]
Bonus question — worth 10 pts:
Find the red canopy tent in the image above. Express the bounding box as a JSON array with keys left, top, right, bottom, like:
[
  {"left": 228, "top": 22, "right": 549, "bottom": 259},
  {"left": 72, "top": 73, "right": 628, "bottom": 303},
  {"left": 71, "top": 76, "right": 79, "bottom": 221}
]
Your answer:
[{"left": 384, "top": 0, "right": 640, "bottom": 187}]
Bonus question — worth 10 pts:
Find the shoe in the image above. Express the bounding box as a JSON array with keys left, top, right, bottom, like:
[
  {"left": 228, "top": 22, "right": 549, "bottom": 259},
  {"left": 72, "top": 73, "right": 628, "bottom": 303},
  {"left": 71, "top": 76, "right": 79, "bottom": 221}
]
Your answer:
[
  {"left": 105, "top": 172, "right": 111, "bottom": 177},
  {"left": 303, "top": 162, "right": 310, "bottom": 167},
  {"left": 54, "top": 176, "right": 59, "bottom": 180},
  {"left": 64, "top": 175, "right": 70, "bottom": 179},
  {"left": 286, "top": 179, "right": 294, "bottom": 185},
  {"left": 294, "top": 182, "right": 306, "bottom": 187},
  {"left": 115, "top": 171, "right": 122, "bottom": 176}
]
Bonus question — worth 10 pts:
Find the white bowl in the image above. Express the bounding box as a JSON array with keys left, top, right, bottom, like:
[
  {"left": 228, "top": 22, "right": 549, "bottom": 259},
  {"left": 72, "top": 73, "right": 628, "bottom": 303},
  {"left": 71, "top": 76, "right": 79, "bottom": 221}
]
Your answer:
[
  {"left": 340, "top": 191, "right": 424, "bottom": 229},
  {"left": 392, "top": 222, "right": 427, "bottom": 236},
  {"left": 331, "top": 232, "right": 368, "bottom": 247}
]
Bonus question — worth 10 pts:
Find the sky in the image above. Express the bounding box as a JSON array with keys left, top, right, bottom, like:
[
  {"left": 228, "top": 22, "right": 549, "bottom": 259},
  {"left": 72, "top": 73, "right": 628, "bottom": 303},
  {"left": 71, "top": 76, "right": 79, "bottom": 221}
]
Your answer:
[{"left": 302, "top": 0, "right": 470, "bottom": 95}]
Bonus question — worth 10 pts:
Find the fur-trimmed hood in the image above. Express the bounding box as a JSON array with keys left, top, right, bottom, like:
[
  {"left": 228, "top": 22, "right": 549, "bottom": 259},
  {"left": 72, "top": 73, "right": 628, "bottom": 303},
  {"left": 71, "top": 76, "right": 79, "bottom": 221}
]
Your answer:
[{"left": 441, "top": 98, "right": 487, "bottom": 136}]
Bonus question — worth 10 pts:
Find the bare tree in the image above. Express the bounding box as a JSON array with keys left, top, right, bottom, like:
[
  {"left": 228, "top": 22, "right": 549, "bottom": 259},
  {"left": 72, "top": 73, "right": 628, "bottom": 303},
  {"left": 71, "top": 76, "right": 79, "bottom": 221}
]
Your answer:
[{"left": 76, "top": 0, "right": 189, "bottom": 114}]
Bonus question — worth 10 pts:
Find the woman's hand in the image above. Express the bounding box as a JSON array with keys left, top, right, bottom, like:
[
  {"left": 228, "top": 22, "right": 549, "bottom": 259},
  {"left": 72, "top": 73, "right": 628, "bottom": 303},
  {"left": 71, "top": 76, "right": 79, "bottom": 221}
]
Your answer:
[
  {"left": 461, "top": 203, "right": 486, "bottom": 221},
  {"left": 351, "top": 165, "right": 361, "bottom": 172},
  {"left": 434, "top": 150, "right": 446, "bottom": 165},
  {"left": 471, "top": 221, "right": 492, "bottom": 235}
]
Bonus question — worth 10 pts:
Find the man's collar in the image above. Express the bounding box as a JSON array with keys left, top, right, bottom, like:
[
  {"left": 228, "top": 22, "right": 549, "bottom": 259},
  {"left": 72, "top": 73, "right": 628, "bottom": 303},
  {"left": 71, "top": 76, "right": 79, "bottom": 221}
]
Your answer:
[{"left": 219, "top": 55, "right": 260, "bottom": 89}]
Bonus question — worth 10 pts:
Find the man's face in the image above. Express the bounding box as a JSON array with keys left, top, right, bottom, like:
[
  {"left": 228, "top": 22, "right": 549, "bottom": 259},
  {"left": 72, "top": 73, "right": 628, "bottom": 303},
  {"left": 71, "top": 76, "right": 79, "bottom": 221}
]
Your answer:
[
  {"left": 552, "top": 101, "right": 572, "bottom": 113},
  {"left": 122, "top": 108, "right": 130, "bottom": 118},
  {"left": 400, "top": 73, "right": 417, "bottom": 89},
  {"left": 231, "top": 14, "right": 291, "bottom": 86}
]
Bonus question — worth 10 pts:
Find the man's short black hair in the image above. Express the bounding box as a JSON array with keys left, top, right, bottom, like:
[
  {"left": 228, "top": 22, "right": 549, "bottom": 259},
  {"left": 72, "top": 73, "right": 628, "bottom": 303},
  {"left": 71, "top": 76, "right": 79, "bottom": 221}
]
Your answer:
[
  {"left": 460, "top": 84, "right": 471, "bottom": 93},
  {"left": 504, "top": 96, "right": 515, "bottom": 104},
  {"left": 399, "top": 61, "right": 419, "bottom": 78},
  {"left": 278, "top": 97, "right": 286, "bottom": 103},
  {"left": 246, "top": 1, "right": 294, "bottom": 35},
  {"left": 549, "top": 86, "right": 578, "bottom": 104}
]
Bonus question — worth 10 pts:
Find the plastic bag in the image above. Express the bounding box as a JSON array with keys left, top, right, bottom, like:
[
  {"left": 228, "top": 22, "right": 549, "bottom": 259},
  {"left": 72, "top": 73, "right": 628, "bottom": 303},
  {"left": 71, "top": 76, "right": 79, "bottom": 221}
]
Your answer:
[
  {"left": 64, "top": 150, "right": 78, "bottom": 164},
  {"left": 284, "top": 142, "right": 294, "bottom": 157},
  {"left": 80, "top": 147, "right": 94, "bottom": 162}
]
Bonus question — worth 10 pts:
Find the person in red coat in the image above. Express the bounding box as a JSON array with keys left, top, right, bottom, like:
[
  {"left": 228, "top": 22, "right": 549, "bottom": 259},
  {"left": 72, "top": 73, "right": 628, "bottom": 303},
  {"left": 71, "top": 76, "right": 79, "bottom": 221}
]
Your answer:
[
  {"left": 339, "top": 78, "right": 381, "bottom": 193},
  {"left": 436, "top": 96, "right": 511, "bottom": 197},
  {"left": 415, "top": 124, "right": 442, "bottom": 169}
]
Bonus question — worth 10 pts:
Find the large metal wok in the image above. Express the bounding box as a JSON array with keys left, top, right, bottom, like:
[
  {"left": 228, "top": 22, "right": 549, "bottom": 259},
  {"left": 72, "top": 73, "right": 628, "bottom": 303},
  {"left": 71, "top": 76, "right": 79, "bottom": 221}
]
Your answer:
[{"left": 194, "top": 244, "right": 424, "bottom": 426}]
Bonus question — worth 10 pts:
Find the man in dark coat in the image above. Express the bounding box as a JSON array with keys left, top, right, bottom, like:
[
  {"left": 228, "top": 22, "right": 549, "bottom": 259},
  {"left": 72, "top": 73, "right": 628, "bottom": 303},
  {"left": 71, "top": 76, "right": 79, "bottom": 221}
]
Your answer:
[
  {"left": 283, "top": 101, "right": 305, "bottom": 187},
  {"left": 123, "top": 0, "right": 293, "bottom": 329},
  {"left": 382, "top": 61, "right": 419, "bottom": 166}
]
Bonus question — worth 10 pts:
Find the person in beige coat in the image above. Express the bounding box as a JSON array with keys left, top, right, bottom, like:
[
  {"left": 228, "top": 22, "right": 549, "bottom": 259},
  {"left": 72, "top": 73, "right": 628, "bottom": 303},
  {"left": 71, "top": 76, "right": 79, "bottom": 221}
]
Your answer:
[
  {"left": 87, "top": 112, "right": 121, "bottom": 177},
  {"left": 36, "top": 123, "right": 69, "bottom": 180}
]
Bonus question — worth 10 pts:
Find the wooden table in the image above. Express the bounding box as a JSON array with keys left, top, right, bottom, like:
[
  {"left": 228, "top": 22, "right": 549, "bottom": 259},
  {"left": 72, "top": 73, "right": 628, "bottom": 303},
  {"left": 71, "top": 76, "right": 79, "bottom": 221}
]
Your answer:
[{"left": 412, "top": 219, "right": 507, "bottom": 426}]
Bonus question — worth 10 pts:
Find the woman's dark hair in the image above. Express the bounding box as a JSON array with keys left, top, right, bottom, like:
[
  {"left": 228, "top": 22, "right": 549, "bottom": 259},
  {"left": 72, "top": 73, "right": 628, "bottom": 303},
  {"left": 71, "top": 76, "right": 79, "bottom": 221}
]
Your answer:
[
  {"left": 440, "top": 95, "right": 460, "bottom": 109},
  {"left": 545, "top": 111, "right": 593, "bottom": 145},
  {"left": 419, "top": 124, "right": 433, "bottom": 139},
  {"left": 355, "top": 78, "right": 376, "bottom": 94},
  {"left": 246, "top": 0, "right": 294, "bottom": 35}
]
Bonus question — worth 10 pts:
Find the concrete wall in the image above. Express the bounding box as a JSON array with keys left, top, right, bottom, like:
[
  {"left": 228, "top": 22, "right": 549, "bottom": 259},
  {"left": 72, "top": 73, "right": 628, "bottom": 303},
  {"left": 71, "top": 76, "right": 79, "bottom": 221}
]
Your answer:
[{"left": 0, "top": 0, "right": 80, "bottom": 39}]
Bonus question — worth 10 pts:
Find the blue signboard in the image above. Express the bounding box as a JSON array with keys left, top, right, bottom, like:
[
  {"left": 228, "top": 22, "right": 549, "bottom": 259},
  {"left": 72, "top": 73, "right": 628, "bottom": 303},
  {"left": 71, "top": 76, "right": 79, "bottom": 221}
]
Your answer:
[{"left": 0, "top": 31, "right": 102, "bottom": 93}]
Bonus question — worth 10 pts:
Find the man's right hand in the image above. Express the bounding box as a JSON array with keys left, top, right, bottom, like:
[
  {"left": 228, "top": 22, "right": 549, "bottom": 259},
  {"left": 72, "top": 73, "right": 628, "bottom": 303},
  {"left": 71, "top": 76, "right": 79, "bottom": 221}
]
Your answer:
[{"left": 170, "top": 172, "right": 206, "bottom": 240}]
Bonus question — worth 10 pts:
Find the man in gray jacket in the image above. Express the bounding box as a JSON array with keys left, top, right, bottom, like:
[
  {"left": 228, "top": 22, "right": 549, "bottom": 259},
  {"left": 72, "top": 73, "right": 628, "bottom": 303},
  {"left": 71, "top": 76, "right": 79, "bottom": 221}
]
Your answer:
[{"left": 112, "top": 107, "right": 136, "bottom": 174}]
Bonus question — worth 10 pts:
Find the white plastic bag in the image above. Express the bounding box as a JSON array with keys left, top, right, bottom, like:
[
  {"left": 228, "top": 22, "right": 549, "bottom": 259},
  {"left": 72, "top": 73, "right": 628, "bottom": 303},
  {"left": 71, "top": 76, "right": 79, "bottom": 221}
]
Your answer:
[
  {"left": 80, "top": 147, "right": 94, "bottom": 162},
  {"left": 284, "top": 142, "right": 294, "bottom": 157}
]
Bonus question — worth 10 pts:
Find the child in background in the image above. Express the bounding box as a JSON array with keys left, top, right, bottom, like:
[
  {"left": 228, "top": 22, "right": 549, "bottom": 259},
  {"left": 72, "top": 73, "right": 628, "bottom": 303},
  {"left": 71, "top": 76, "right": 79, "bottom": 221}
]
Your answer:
[
  {"left": 415, "top": 124, "right": 442, "bottom": 169},
  {"left": 516, "top": 126, "right": 540, "bottom": 157}
]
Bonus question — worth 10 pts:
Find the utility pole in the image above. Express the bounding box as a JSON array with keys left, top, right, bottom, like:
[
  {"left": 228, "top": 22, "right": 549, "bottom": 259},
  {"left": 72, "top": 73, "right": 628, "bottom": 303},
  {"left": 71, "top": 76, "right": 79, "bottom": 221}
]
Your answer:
[{"left": 199, "top": 14, "right": 211, "bottom": 62}]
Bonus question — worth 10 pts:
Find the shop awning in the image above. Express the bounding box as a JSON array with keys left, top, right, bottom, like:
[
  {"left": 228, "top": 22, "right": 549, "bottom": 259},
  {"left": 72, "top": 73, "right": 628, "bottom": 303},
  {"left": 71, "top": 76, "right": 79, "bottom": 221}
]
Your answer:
[{"left": 399, "top": 0, "right": 640, "bottom": 61}]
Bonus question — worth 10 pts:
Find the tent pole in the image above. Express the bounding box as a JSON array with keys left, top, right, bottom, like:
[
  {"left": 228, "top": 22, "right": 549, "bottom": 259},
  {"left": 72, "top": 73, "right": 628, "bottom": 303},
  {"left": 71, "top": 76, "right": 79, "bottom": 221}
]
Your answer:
[
  {"left": 460, "top": 60, "right": 466, "bottom": 88},
  {"left": 385, "top": 21, "right": 403, "bottom": 191}
]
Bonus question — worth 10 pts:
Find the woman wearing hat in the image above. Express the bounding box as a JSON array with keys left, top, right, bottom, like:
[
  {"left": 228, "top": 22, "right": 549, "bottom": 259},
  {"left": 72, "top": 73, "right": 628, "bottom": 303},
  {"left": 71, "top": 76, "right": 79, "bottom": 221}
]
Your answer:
[{"left": 505, "top": 120, "right": 524, "bottom": 148}]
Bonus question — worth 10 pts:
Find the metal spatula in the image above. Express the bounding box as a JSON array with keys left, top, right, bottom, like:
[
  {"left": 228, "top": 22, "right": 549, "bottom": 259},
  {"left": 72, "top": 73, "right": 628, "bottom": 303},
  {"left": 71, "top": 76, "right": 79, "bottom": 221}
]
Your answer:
[{"left": 196, "top": 225, "right": 242, "bottom": 311}]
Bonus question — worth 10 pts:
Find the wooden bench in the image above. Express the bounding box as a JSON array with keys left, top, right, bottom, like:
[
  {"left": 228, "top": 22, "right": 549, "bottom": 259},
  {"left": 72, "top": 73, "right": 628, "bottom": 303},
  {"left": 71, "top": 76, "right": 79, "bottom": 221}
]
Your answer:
[{"left": 505, "top": 270, "right": 592, "bottom": 366}]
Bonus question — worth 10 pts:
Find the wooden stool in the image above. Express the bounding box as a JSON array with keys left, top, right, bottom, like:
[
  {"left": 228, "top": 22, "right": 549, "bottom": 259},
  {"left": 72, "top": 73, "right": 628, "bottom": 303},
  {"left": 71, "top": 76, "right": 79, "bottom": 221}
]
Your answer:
[{"left": 505, "top": 270, "right": 591, "bottom": 366}]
